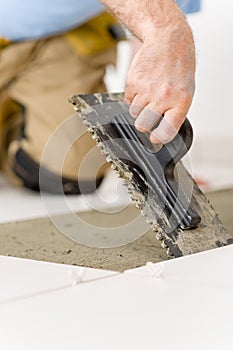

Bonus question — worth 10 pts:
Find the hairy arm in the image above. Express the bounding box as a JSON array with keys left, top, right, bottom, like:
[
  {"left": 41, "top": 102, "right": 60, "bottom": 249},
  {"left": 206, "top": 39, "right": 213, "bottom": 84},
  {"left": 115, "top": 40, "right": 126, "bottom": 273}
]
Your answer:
[{"left": 100, "top": 0, "right": 196, "bottom": 144}]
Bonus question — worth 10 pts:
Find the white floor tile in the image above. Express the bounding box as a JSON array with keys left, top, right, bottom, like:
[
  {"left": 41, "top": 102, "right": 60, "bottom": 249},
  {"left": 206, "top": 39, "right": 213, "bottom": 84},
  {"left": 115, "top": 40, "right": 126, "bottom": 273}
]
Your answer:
[
  {"left": 0, "top": 171, "right": 129, "bottom": 224},
  {"left": 0, "top": 255, "right": 117, "bottom": 304},
  {"left": 192, "top": 162, "right": 233, "bottom": 192},
  {"left": 125, "top": 245, "right": 233, "bottom": 288},
  {"left": 0, "top": 269, "right": 232, "bottom": 350}
]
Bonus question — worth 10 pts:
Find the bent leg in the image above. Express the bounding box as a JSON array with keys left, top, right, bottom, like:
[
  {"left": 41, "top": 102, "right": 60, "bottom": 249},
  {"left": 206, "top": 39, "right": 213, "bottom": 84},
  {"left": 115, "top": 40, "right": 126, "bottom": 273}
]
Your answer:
[{"left": 1, "top": 35, "right": 117, "bottom": 193}]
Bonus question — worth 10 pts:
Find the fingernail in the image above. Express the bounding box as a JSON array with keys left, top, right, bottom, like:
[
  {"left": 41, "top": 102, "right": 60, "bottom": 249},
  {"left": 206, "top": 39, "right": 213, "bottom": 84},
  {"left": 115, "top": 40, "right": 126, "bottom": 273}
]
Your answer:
[
  {"left": 150, "top": 133, "right": 163, "bottom": 145},
  {"left": 135, "top": 109, "right": 161, "bottom": 132},
  {"left": 150, "top": 116, "right": 179, "bottom": 144},
  {"left": 129, "top": 104, "right": 143, "bottom": 119}
]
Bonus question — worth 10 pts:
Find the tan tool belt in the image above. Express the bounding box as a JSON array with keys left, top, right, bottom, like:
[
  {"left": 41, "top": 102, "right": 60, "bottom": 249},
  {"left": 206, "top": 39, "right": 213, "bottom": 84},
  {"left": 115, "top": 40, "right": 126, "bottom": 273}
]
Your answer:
[
  {"left": 0, "top": 37, "right": 11, "bottom": 50},
  {"left": 0, "top": 13, "right": 125, "bottom": 55},
  {"left": 65, "top": 12, "right": 126, "bottom": 56}
]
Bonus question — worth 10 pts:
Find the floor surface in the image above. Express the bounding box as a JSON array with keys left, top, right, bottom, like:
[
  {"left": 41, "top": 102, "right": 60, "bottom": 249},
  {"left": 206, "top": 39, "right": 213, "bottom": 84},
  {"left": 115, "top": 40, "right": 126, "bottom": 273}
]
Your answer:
[{"left": 0, "top": 186, "right": 232, "bottom": 271}]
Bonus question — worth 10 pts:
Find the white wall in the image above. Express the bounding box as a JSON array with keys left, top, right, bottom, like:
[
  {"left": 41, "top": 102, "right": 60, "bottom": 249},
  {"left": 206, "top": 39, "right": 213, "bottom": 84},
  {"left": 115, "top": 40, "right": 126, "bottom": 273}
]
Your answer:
[{"left": 188, "top": 0, "right": 233, "bottom": 140}]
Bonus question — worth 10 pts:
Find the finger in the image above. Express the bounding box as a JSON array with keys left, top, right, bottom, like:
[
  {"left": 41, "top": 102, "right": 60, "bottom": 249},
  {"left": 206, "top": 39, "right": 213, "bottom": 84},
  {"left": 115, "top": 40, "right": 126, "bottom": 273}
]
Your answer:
[
  {"left": 134, "top": 104, "right": 163, "bottom": 133},
  {"left": 150, "top": 109, "right": 185, "bottom": 144},
  {"left": 129, "top": 95, "right": 145, "bottom": 119},
  {"left": 124, "top": 80, "right": 137, "bottom": 104}
]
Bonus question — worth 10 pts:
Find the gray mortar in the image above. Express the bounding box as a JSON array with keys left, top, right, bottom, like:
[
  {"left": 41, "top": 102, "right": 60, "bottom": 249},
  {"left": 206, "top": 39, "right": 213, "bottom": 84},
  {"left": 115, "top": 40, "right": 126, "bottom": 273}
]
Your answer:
[{"left": 0, "top": 190, "right": 232, "bottom": 272}]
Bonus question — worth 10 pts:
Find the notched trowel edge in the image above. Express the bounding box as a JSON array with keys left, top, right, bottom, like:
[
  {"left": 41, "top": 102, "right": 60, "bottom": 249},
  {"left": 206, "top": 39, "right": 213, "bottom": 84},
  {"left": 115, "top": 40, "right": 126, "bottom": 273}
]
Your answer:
[{"left": 69, "top": 92, "right": 233, "bottom": 257}]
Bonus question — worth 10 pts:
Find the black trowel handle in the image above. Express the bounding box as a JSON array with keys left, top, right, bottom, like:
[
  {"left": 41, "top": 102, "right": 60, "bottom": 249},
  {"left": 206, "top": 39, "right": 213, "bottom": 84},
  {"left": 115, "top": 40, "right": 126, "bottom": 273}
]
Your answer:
[{"left": 114, "top": 114, "right": 201, "bottom": 230}]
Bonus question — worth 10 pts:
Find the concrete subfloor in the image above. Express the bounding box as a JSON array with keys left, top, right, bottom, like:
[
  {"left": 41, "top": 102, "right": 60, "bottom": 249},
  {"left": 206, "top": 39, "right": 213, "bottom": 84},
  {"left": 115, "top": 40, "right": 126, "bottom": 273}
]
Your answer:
[{"left": 0, "top": 189, "right": 232, "bottom": 272}]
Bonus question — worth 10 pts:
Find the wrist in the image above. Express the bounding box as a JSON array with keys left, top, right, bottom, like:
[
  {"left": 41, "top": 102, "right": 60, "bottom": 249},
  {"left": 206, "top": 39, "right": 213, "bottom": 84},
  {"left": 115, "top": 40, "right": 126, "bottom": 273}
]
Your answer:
[
  {"left": 143, "top": 15, "right": 194, "bottom": 51},
  {"left": 135, "top": 2, "right": 187, "bottom": 41}
]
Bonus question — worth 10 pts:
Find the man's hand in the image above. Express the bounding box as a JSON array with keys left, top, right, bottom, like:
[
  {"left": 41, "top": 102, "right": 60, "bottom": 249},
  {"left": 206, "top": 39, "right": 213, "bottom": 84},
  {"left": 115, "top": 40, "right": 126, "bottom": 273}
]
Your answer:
[
  {"left": 126, "top": 19, "right": 195, "bottom": 144},
  {"left": 101, "top": 0, "right": 196, "bottom": 144}
]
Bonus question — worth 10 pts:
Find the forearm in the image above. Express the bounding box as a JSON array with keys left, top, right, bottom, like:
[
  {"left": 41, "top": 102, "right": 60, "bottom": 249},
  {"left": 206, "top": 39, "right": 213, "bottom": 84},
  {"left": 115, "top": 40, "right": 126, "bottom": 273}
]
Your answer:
[
  {"left": 100, "top": 0, "right": 185, "bottom": 40},
  {"left": 101, "top": 0, "right": 196, "bottom": 144},
  {"left": 101, "top": 0, "right": 195, "bottom": 86}
]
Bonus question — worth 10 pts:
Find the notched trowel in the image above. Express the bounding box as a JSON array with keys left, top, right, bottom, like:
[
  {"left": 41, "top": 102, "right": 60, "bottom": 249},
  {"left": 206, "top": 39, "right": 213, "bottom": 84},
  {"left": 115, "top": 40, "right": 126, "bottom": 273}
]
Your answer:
[{"left": 69, "top": 92, "right": 233, "bottom": 257}]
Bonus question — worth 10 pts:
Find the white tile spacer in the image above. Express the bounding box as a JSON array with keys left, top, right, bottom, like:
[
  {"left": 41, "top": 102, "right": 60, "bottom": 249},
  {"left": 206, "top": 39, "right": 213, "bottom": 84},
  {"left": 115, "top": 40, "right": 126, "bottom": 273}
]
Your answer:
[
  {"left": 68, "top": 267, "right": 86, "bottom": 286},
  {"left": 146, "top": 261, "right": 165, "bottom": 279}
]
